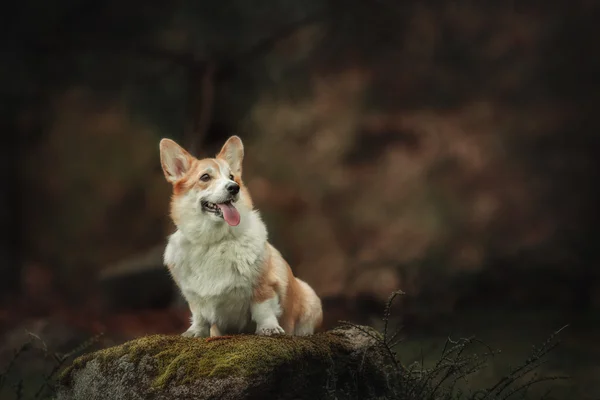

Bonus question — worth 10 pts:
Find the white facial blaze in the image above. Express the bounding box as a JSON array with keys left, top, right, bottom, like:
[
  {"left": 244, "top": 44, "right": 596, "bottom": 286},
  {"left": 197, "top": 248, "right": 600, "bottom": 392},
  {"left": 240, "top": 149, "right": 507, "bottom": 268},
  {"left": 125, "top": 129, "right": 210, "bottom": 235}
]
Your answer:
[{"left": 214, "top": 159, "right": 236, "bottom": 195}]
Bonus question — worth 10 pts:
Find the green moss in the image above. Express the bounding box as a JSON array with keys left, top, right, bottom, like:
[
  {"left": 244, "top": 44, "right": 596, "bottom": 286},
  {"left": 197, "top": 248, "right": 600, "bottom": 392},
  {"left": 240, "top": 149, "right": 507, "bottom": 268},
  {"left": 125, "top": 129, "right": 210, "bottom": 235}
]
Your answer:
[{"left": 60, "top": 331, "right": 353, "bottom": 389}]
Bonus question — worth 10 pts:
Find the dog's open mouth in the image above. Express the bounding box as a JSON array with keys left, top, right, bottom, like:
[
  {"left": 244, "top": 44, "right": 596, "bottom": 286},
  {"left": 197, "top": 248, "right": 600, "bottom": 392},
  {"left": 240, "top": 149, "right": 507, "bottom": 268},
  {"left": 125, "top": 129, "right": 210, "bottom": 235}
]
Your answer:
[{"left": 201, "top": 200, "right": 240, "bottom": 226}]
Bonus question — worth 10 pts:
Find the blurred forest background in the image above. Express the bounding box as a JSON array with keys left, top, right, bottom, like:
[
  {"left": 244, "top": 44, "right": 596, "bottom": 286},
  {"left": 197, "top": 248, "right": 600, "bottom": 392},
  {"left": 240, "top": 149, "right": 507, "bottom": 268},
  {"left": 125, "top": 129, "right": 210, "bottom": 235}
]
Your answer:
[{"left": 1, "top": 0, "right": 599, "bottom": 399}]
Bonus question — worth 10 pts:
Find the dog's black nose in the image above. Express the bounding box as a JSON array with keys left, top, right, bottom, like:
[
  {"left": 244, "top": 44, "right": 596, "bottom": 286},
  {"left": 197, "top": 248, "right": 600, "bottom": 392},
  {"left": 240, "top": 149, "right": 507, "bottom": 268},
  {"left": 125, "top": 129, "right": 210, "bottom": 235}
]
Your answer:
[{"left": 226, "top": 182, "right": 240, "bottom": 195}]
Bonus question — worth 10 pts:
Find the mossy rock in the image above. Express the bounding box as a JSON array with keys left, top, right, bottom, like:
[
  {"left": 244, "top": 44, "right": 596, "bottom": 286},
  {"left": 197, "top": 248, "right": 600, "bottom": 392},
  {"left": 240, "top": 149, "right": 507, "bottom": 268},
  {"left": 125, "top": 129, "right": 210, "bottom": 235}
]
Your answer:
[{"left": 56, "top": 325, "right": 396, "bottom": 400}]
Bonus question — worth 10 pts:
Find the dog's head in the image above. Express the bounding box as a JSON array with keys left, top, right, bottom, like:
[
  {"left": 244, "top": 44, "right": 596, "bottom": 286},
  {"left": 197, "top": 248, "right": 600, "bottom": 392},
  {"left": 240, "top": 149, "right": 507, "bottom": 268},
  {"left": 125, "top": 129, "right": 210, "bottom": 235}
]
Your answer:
[{"left": 159, "top": 136, "right": 253, "bottom": 233}]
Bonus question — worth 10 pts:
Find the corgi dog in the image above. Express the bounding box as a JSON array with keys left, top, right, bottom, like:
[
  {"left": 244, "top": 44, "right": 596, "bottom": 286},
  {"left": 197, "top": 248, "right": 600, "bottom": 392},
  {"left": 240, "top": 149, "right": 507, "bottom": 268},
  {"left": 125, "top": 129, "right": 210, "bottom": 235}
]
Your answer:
[{"left": 159, "top": 136, "right": 323, "bottom": 337}]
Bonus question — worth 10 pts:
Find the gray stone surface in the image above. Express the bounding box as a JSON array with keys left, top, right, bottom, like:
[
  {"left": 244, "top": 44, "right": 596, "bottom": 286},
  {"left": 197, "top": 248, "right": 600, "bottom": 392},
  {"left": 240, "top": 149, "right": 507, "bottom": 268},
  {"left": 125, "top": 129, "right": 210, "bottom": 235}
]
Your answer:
[{"left": 57, "top": 325, "right": 396, "bottom": 400}]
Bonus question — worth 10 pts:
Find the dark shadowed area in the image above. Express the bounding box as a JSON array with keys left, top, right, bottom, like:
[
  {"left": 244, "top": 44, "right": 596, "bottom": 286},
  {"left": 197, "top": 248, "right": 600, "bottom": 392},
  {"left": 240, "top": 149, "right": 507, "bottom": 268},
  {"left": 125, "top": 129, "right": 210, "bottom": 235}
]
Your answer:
[{"left": 1, "top": 1, "right": 599, "bottom": 399}]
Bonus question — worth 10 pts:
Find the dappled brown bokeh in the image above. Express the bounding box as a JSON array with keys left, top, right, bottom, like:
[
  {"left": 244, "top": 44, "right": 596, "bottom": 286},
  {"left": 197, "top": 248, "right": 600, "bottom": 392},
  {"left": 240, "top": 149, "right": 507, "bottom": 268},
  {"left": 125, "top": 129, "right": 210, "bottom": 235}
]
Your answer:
[{"left": 2, "top": 1, "right": 600, "bottom": 398}]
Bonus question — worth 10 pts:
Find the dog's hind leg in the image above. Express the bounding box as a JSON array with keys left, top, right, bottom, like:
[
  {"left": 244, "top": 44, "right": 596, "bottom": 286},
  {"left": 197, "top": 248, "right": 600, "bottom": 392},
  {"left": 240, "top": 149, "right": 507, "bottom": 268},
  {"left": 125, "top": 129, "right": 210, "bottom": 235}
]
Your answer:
[{"left": 293, "top": 279, "right": 323, "bottom": 336}]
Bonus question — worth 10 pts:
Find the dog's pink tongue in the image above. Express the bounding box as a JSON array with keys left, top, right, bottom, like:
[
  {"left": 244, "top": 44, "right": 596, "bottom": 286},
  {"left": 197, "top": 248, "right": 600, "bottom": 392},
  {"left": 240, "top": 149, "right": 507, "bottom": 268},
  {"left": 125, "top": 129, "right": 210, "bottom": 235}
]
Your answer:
[{"left": 217, "top": 203, "right": 240, "bottom": 226}]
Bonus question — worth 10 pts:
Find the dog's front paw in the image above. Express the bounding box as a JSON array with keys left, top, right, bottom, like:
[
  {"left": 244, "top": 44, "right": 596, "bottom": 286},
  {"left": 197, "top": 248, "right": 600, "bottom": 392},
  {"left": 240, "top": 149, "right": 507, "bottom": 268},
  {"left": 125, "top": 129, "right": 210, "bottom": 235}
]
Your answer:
[
  {"left": 256, "top": 325, "right": 285, "bottom": 336},
  {"left": 182, "top": 326, "right": 209, "bottom": 338}
]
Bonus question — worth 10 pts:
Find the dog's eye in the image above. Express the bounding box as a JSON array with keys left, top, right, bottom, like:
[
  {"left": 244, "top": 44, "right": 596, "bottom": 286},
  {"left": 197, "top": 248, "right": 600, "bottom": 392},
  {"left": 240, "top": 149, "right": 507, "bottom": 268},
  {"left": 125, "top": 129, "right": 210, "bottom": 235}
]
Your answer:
[
  {"left": 229, "top": 174, "right": 234, "bottom": 180},
  {"left": 200, "top": 174, "right": 211, "bottom": 182}
]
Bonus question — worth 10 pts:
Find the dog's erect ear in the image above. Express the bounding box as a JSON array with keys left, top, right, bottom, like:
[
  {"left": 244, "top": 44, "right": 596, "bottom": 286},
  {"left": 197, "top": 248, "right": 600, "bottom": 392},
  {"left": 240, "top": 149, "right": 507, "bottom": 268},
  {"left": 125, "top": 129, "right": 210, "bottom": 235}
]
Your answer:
[
  {"left": 217, "top": 136, "right": 244, "bottom": 176},
  {"left": 159, "top": 139, "right": 193, "bottom": 183}
]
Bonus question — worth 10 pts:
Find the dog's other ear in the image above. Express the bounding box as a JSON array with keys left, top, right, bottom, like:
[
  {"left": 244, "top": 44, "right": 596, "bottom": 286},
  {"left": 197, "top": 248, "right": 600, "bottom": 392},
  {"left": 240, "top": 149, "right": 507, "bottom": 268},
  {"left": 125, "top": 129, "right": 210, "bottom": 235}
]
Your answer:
[
  {"left": 160, "top": 139, "right": 193, "bottom": 183},
  {"left": 217, "top": 136, "right": 244, "bottom": 176}
]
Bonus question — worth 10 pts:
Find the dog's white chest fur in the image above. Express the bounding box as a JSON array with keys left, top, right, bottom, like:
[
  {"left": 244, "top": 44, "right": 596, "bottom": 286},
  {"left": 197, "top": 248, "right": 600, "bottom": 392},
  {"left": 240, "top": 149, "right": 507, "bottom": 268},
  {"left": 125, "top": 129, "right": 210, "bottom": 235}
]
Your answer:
[{"left": 164, "top": 212, "right": 267, "bottom": 331}]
